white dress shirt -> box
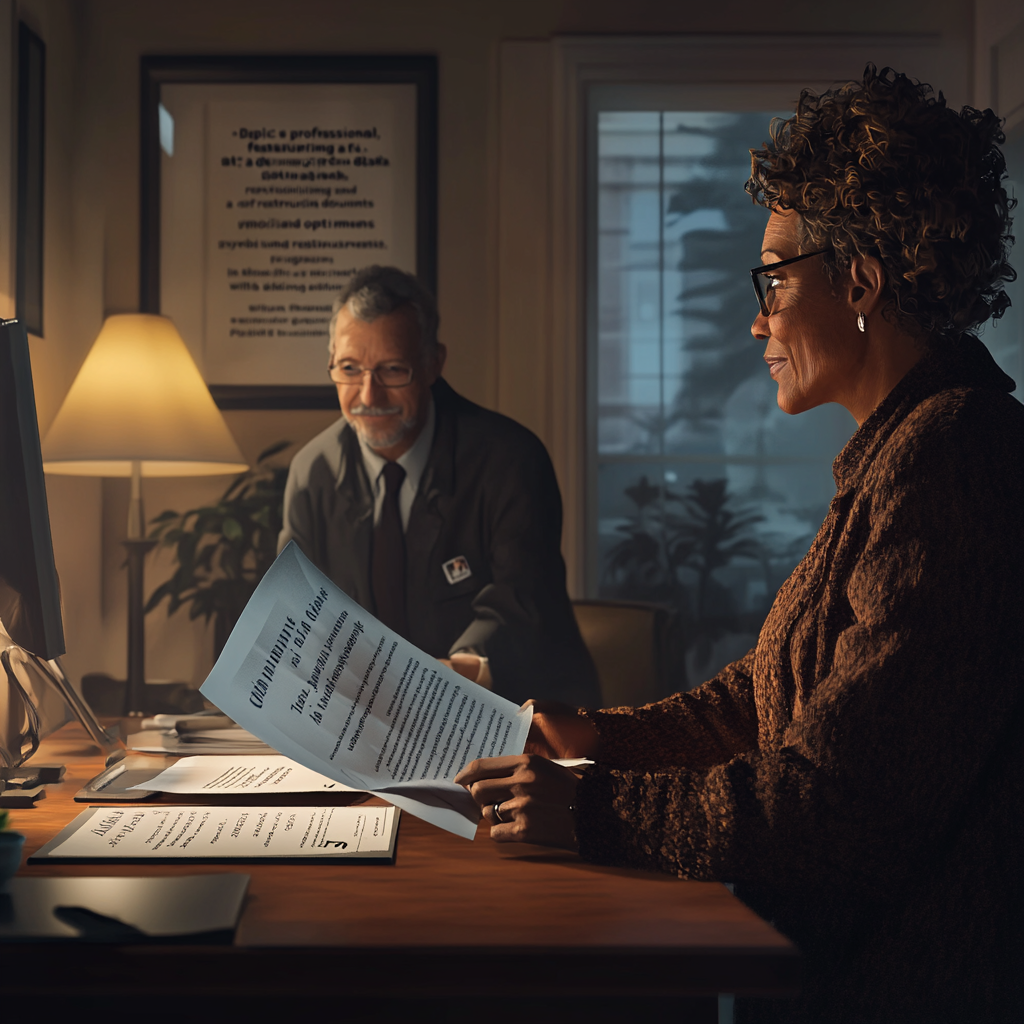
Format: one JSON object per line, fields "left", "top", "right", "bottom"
{"left": 357, "top": 397, "right": 436, "bottom": 531}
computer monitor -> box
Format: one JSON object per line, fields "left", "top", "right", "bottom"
{"left": 0, "top": 319, "right": 64, "bottom": 657}
{"left": 0, "top": 318, "right": 117, "bottom": 765}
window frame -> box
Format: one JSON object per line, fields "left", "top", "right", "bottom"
{"left": 495, "top": 34, "right": 964, "bottom": 596}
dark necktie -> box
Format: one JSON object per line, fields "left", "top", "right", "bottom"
{"left": 371, "top": 461, "right": 408, "bottom": 635}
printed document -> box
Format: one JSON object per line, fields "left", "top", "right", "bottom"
{"left": 31, "top": 805, "right": 398, "bottom": 861}
{"left": 129, "top": 754, "right": 359, "bottom": 794}
{"left": 200, "top": 542, "right": 532, "bottom": 839}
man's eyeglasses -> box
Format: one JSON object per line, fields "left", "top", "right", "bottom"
{"left": 328, "top": 361, "right": 415, "bottom": 388}
{"left": 749, "top": 250, "right": 827, "bottom": 317}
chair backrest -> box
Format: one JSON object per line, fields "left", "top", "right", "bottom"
{"left": 571, "top": 599, "right": 680, "bottom": 709}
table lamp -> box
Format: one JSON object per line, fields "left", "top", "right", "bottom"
{"left": 41, "top": 314, "right": 248, "bottom": 715}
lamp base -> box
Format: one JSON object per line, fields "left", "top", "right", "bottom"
{"left": 123, "top": 538, "right": 157, "bottom": 716}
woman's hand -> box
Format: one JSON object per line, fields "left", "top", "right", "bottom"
{"left": 522, "top": 699, "right": 600, "bottom": 760}
{"left": 454, "top": 754, "right": 579, "bottom": 849}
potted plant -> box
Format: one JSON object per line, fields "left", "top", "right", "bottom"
{"left": 0, "top": 808, "right": 26, "bottom": 884}
{"left": 145, "top": 441, "right": 291, "bottom": 656}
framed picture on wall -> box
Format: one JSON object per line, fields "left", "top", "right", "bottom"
{"left": 140, "top": 55, "right": 438, "bottom": 410}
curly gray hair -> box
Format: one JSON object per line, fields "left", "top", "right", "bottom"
{"left": 329, "top": 266, "right": 439, "bottom": 361}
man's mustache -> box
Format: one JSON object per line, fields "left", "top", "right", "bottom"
{"left": 349, "top": 403, "right": 402, "bottom": 416}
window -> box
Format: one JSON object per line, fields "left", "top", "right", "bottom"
{"left": 496, "top": 37, "right": 981, "bottom": 656}
{"left": 588, "top": 100, "right": 856, "bottom": 688}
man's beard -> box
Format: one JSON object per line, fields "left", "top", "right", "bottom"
{"left": 346, "top": 403, "right": 419, "bottom": 452}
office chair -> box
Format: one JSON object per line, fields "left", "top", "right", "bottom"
{"left": 571, "top": 599, "right": 682, "bottom": 709}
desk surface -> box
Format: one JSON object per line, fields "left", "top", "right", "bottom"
{"left": 4, "top": 722, "right": 797, "bottom": 1016}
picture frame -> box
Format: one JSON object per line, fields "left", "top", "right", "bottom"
{"left": 140, "top": 55, "right": 438, "bottom": 410}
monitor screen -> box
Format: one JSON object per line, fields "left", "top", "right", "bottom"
{"left": 0, "top": 318, "right": 65, "bottom": 658}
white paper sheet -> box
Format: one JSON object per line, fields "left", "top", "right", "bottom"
{"left": 128, "top": 754, "right": 360, "bottom": 794}
{"left": 35, "top": 805, "right": 397, "bottom": 860}
{"left": 200, "top": 542, "right": 532, "bottom": 839}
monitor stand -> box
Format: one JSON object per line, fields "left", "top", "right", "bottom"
{"left": 1, "top": 646, "right": 122, "bottom": 767}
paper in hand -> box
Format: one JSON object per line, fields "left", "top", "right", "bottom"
{"left": 200, "top": 542, "right": 532, "bottom": 838}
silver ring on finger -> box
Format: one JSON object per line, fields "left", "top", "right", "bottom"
{"left": 493, "top": 801, "right": 509, "bottom": 824}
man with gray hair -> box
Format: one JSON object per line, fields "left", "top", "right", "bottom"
{"left": 279, "top": 265, "right": 599, "bottom": 706}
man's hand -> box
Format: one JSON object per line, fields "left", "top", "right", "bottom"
{"left": 522, "top": 699, "right": 600, "bottom": 760}
{"left": 454, "top": 754, "right": 579, "bottom": 849}
{"left": 439, "top": 654, "right": 492, "bottom": 688}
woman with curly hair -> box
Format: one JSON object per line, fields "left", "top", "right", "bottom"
{"left": 456, "top": 66, "right": 1023, "bottom": 1022}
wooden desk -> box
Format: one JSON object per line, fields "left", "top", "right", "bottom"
{"left": 4, "top": 723, "right": 798, "bottom": 1023}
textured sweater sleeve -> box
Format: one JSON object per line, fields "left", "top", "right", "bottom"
{"left": 583, "top": 650, "right": 759, "bottom": 771}
{"left": 575, "top": 393, "right": 1024, "bottom": 901}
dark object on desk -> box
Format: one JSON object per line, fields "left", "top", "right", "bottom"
{"left": 74, "top": 759, "right": 162, "bottom": 802}
{"left": 0, "top": 770, "right": 42, "bottom": 786}
{"left": 81, "top": 673, "right": 205, "bottom": 716}
{"left": 0, "top": 319, "right": 64, "bottom": 661}
{"left": 0, "top": 764, "right": 64, "bottom": 789}
{"left": 0, "top": 785, "right": 45, "bottom": 808}
{"left": 0, "top": 771, "right": 40, "bottom": 788}
{"left": 51, "top": 905, "right": 148, "bottom": 942}
{"left": 3, "top": 763, "right": 65, "bottom": 784}
{"left": 0, "top": 874, "right": 249, "bottom": 943}
{"left": 0, "top": 320, "right": 121, "bottom": 766}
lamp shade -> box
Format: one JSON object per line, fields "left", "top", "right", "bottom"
{"left": 42, "top": 314, "right": 248, "bottom": 477}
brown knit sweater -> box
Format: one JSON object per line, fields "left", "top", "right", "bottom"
{"left": 576, "top": 337, "right": 1024, "bottom": 1024}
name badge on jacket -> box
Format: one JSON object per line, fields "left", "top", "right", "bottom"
{"left": 442, "top": 556, "right": 472, "bottom": 585}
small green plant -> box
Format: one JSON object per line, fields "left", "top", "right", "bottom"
{"left": 0, "top": 809, "right": 12, "bottom": 832}
{"left": 145, "top": 441, "right": 291, "bottom": 655}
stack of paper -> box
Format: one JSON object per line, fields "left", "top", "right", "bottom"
{"left": 126, "top": 727, "right": 277, "bottom": 756}
{"left": 29, "top": 805, "right": 398, "bottom": 863}
{"left": 199, "top": 543, "right": 533, "bottom": 839}
{"left": 130, "top": 754, "right": 359, "bottom": 795}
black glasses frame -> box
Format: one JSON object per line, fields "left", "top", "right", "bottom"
{"left": 749, "top": 249, "right": 827, "bottom": 317}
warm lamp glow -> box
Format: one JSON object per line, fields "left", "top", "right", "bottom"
{"left": 40, "top": 313, "right": 250, "bottom": 715}
{"left": 42, "top": 314, "right": 248, "bottom": 477}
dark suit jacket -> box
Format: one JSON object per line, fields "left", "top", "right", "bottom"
{"left": 278, "top": 378, "right": 600, "bottom": 706}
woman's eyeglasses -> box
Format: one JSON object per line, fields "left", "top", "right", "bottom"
{"left": 749, "top": 250, "right": 827, "bottom": 317}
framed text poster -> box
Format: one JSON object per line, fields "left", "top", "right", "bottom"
{"left": 141, "top": 56, "right": 437, "bottom": 409}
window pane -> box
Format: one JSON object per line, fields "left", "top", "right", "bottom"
{"left": 591, "top": 109, "right": 856, "bottom": 691}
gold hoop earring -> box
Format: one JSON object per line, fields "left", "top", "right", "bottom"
{"left": 857, "top": 312, "right": 866, "bottom": 333}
